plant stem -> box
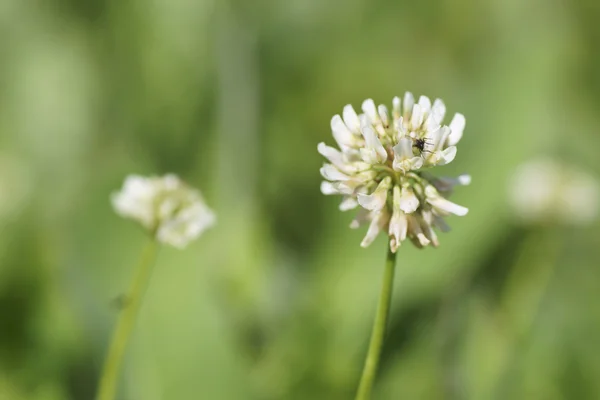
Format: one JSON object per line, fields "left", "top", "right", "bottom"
{"left": 355, "top": 246, "right": 398, "bottom": 400}
{"left": 96, "top": 239, "right": 159, "bottom": 400}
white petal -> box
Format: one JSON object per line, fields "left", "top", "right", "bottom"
{"left": 339, "top": 197, "right": 359, "bottom": 211}
{"left": 425, "top": 152, "right": 441, "bottom": 166}
{"left": 428, "top": 197, "right": 469, "bottom": 216}
{"left": 334, "top": 182, "right": 356, "bottom": 195}
{"left": 317, "top": 142, "right": 343, "bottom": 164}
{"left": 343, "top": 105, "right": 361, "bottom": 134}
{"left": 425, "top": 186, "right": 469, "bottom": 216}
{"left": 458, "top": 174, "right": 472, "bottom": 185}
{"left": 410, "top": 104, "right": 423, "bottom": 128}
{"left": 421, "top": 209, "right": 434, "bottom": 225}
{"left": 350, "top": 161, "right": 371, "bottom": 172}
{"left": 341, "top": 148, "right": 362, "bottom": 163}
{"left": 320, "top": 181, "right": 338, "bottom": 195}
{"left": 399, "top": 186, "right": 420, "bottom": 213}
{"left": 357, "top": 192, "right": 386, "bottom": 211}
{"left": 362, "top": 98, "right": 379, "bottom": 123}
{"left": 162, "top": 174, "right": 180, "bottom": 190}
{"left": 429, "top": 99, "right": 446, "bottom": 126}
{"left": 357, "top": 178, "right": 391, "bottom": 211}
{"left": 378, "top": 104, "right": 390, "bottom": 127}
{"left": 393, "top": 160, "right": 411, "bottom": 173}
{"left": 359, "top": 114, "right": 370, "bottom": 129}
{"left": 318, "top": 143, "right": 359, "bottom": 174}
{"left": 409, "top": 157, "right": 424, "bottom": 170}
{"left": 393, "top": 137, "right": 414, "bottom": 159}
{"left": 424, "top": 131, "right": 451, "bottom": 166}
{"left": 320, "top": 164, "right": 350, "bottom": 181}
{"left": 353, "top": 170, "right": 378, "bottom": 183}
{"left": 425, "top": 127, "right": 444, "bottom": 153}
{"left": 392, "top": 211, "right": 408, "bottom": 242}
{"left": 112, "top": 175, "right": 162, "bottom": 229}
{"left": 420, "top": 217, "right": 439, "bottom": 247}
{"left": 360, "top": 210, "right": 388, "bottom": 248}
{"left": 407, "top": 215, "right": 430, "bottom": 246}
{"left": 360, "top": 148, "right": 379, "bottom": 164}
{"left": 112, "top": 178, "right": 149, "bottom": 205}
{"left": 331, "top": 115, "right": 355, "bottom": 148}
{"left": 156, "top": 209, "right": 215, "bottom": 248}
{"left": 388, "top": 217, "right": 406, "bottom": 252}
{"left": 418, "top": 96, "right": 432, "bottom": 115}
{"left": 395, "top": 116, "right": 408, "bottom": 137}
{"left": 448, "top": 113, "right": 466, "bottom": 146}
{"left": 392, "top": 96, "right": 401, "bottom": 119}
{"left": 389, "top": 186, "right": 408, "bottom": 252}
{"left": 439, "top": 146, "right": 457, "bottom": 165}
{"left": 158, "top": 198, "right": 178, "bottom": 220}
{"left": 403, "top": 92, "right": 415, "bottom": 116}
{"left": 416, "top": 234, "right": 430, "bottom": 246}
{"left": 360, "top": 125, "right": 387, "bottom": 163}
{"left": 154, "top": 193, "right": 216, "bottom": 248}
{"left": 440, "top": 126, "right": 452, "bottom": 148}
{"left": 392, "top": 184, "right": 402, "bottom": 209}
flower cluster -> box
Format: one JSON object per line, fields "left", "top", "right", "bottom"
{"left": 112, "top": 174, "right": 216, "bottom": 248}
{"left": 509, "top": 158, "right": 599, "bottom": 225}
{"left": 319, "top": 92, "right": 470, "bottom": 251}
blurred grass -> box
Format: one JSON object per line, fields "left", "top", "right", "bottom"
{"left": 1, "top": 0, "right": 600, "bottom": 399}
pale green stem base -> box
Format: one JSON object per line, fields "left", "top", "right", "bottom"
{"left": 355, "top": 246, "right": 398, "bottom": 400}
{"left": 96, "top": 239, "right": 159, "bottom": 400}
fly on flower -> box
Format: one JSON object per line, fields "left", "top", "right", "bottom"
{"left": 318, "top": 92, "right": 470, "bottom": 251}
{"left": 413, "top": 137, "right": 434, "bottom": 158}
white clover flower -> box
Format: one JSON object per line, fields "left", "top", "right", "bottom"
{"left": 319, "top": 93, "right": 470, "bottom": 251}
{"left": 112, "top": 174, "right": 216, "bottom": 248}
{"left": 509, "top": 158, "right": 599, "bottom": 225}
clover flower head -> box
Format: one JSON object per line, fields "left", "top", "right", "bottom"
{"left": 509, "top": 158, "right": 599, "bottom": 225}
{"left": 319, "top": 93, "right": 470, "bottom": 251}
{"left": 111, "top": 174, "right": 216, "bottom": 248}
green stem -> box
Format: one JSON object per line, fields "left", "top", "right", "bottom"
{"left": 355, "top": 246, "right": 398, "bottom": 400}
{"left": 96, "top": 239, "right": 159, "bottom": 400}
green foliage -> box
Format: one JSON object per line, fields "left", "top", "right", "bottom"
{"left": 1, "top": 0, "right": 600, "bottom": 399}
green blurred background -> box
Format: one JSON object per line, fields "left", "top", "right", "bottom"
{"left": 2, "top": 0, "right": 600, "bottom": 399}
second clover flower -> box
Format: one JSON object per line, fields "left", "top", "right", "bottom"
{"left": 111, "top": 174, "right": 216, "bottom": 248}
{"left": 319, "top": 92, "right": 470, "bottom": 251}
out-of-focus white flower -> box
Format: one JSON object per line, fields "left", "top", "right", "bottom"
{"left": 111, "top": 174, "right": 216, "bottom": 248}
{"left": 318, "top": 93, "right": 470, "bottom": 251}
{"left": 509, "top": 158, "right": 599, "bottom": 225}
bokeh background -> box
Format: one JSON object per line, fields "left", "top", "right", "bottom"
{"left": 2, "top": 0, "right": 600, "bottom": 399}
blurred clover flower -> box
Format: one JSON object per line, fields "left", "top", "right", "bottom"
{"left": 99, "top": 174, "right": 215, "bottom": 400}
{"left": 509, "top": 158, "right": 599, "bottom": 225}
{"left": 319, "top": 92, "right": 470, "bottom": 252}
{"left": 112, "top": 174, "right": 216, "bottom": 248}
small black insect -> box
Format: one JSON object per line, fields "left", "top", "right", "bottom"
{"left": 413, "top": 138, "right": 434, "bottom": 158}
{"left": 414, "top": 138, "right": 427, "bottom": 153}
